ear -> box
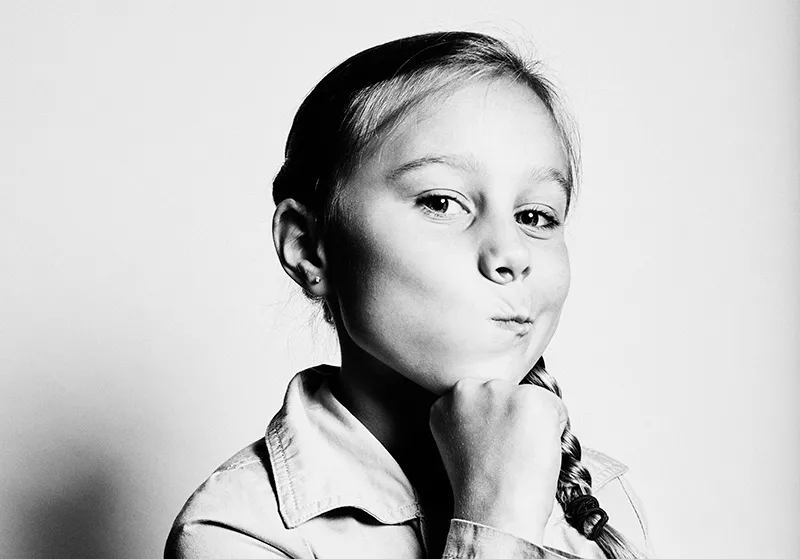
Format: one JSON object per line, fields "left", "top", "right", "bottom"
{"left": 272, "top": 199, "right": 329, "bottom": 296}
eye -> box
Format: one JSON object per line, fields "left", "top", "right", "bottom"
{"left": 515, "top": 208, "right": 560, "bottom": 230}
{"left": 418, "top": 194, "right": 468, "bottom": 218}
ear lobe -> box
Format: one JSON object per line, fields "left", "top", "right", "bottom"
{"left": 272, "top": 199, "right": 328, "bottom": 294}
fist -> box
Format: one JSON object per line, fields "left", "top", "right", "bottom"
{"left": 429, "top": 378, "right": 568, "bottom": 545}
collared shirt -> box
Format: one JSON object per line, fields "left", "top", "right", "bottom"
{"left": 166, "top": 366, "right": 654, "bottom": 559}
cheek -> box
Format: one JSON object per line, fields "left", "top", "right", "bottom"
{"left": 326, "top": 206, "right": 480, "bottom": 376}
{"left": 326, "top": 203, "right": 425, "bottom": 330}
{"left": 532, "top": 241, "right": 571, "bottom": 312}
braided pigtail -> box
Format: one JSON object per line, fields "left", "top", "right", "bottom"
{"left": 521, "top": 357, "right": 648, "bottom": 559}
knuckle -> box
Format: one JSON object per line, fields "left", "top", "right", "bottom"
{"left": 518, "top": 383, "right": 550, "bottom": 403}
{"left": 484, "top": 378, "right": 511, "bottom": 395}
{"left": 452, "top": 377, "right": 479, "bottom": 394}
{"left": 544, "top": 396, "right": 568, "bottom": 428}
{"left": 519, "top": 386, "right": 566, "bottom": 424}
{"left": 484, "top": 378, "right": 506, "bottom": 388}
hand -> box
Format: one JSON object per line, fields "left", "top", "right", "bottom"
{"left": 429, "top": 377, "right": 568, "bottom": 545}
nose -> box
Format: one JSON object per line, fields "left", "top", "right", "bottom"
{"left": 478, "top": 215, "right": 531, "bottom": 284}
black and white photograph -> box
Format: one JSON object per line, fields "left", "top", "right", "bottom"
{"left": 1, "top": 2, "right": 798, "bottom": 559}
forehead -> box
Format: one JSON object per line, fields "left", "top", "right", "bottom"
{"left": 371, "top": 78, "right": 568, "bottom": 175}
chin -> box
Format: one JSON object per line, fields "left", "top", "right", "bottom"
{"left": 408, "top": 355, "right": 537, "bottom": 395}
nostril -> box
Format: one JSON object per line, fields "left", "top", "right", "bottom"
{"left": 495, "top": 267, "right": 514, "bottom": 282}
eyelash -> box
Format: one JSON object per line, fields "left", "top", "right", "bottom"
{"left": 417, "top": 193, "right": 562, "bottom": 230}
{"left": 515, "top": 207, "right": 561, "bottom": 230}
{"left": 418, "top": 194, "right": 468, "bottom": 219}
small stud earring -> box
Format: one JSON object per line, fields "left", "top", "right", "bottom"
{"left": 311, "top": 276, "right": 321, "bottom": 285}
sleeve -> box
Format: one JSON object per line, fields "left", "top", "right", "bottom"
{"left": 164, "top": 520, "right": 311, "bottom": 559}
{"left": 441, "top": 519, "right": 585, "bottom": 559}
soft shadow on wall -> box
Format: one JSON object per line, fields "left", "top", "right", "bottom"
{"left": 21, "top": 461, "right": 125, "bottom": 559}
{"left": 2, "top": 358, "right": 153, "bottom": 559}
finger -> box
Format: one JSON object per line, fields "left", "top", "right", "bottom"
{"left": 518, "top": 384, "right": 569, "bottom": 432}
{"left": 556, "top": 398, "right": 569, "bottom": 433}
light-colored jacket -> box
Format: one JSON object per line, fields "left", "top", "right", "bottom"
{"left": 166, "top": 366, "right": 655, "bottom": 559}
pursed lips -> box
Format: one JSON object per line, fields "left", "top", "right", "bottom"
{"left": 491, "top": 315, "right": 533, "bottom": 334}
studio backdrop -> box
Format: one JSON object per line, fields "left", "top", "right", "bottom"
{"left": 1, "top": 2, "right": 798, "bottom": 559}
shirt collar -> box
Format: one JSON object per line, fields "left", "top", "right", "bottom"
{"left": 266, "top": 366, "right": 420, "bottom": 528}
{"left": 265, "top": 365, "right": 628, "bottom": 529}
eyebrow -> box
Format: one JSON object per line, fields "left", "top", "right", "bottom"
{"left": 386, "top": 153, "right": 572, "bottom": 199}
{"left": 529, "top": 166, "right": 572, "bottom": 200}
{"left": 386, "top": 154, "right": 483, "bottom": 182}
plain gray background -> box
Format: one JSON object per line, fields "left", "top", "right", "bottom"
{"left": 2, "top": 1, "right": 798, "bottom": 558}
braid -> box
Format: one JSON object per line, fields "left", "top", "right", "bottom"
{"left": 521, "top": 357, "right": 649, "bottom": 559}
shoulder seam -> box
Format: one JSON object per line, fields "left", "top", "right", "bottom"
{"left": 219, "top": 455, "right": 261, "bottom": 471}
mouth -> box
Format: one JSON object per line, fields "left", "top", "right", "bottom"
{"left": 491, "top": 316, "right": 533, "bottom": 335}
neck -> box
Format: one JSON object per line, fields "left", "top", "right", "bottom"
{"left": 330, "top": 337, "right": 452, "bottom": 507}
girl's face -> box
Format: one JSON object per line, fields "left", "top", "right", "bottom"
{"left": 329, "top": 78, "right": 571, "bottom": 394}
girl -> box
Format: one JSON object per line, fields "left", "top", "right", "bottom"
{"left": 166, "top": 31, "right": 654, "bottom": 559}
